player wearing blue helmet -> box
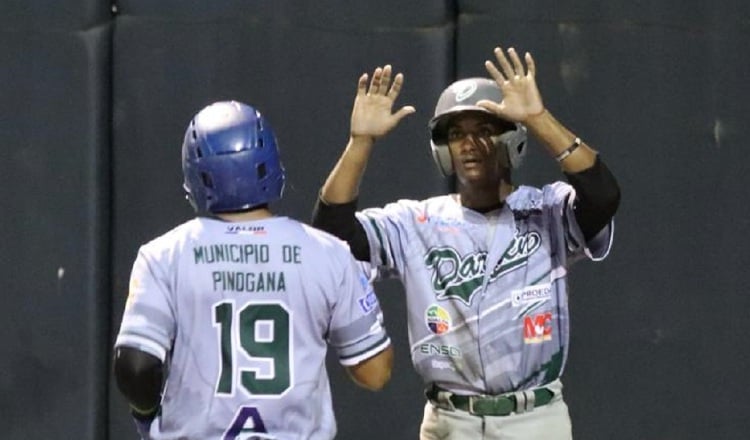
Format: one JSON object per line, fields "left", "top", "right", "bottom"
{"left": 181, "top": 101, "right": 286, "bottom": 213}
{"left": 114, "top": 101, "right": 393, "bottom": 439}
{"left": 313, "top": 47, "right": 621, "bottom": 439}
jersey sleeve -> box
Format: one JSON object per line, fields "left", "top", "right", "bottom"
{"left": 114, "top": 246, "right": 177, "bottom": 362}
{"left": 327, "top": 255, "right": 391, "bottom": 367}
{"left": 355, "top": 201, "right": 412, "bottom": 276}
{"left": 546, "top": 181, "right": 614, "bottom": 261}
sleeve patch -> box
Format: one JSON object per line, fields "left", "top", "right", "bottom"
{"left": 358, "top": 291, "right": 378, "bottom": 314}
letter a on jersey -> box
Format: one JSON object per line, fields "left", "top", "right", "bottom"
{"left": 223, "top": 406, "right": 267, "bottom": 440}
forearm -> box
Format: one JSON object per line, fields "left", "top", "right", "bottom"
{"left": 346, "top": 345, "right": 394, "bottom": 391}
{"left": 565, "top": 155, "right": 621, "bottom": 241}
{"left": 320, "top": 136, "right": 375, "bottom": 204}
{"left": 524, "top": 109, "right": 620, "bottom": 239}
{"left": 523, "top": 110, "right": 596, "bottom": 173}
{"left": 114, "top": 347, "right": 164, "bottom": 414}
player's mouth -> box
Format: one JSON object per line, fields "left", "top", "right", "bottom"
{"left": 461, "top": 157, "right": 483, "bottom": 169}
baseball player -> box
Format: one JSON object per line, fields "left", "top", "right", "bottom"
{"left": 312, "top": 46, "right": 620, "bottom": 439}
{"left": 113, "top": 101, "right": 393, "bottom": 440}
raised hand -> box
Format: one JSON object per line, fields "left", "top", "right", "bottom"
{"left": 350, "top": 65, "right": 415, "bottom": 141}
{"left": 477, "top": 47, "right": 545, "bottom": 123}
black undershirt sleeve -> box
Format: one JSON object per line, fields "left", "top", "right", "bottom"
{"left": 113, "top": 346, "right": 164, "bottom": 418}
{"left": 311, "top": 197, "right": 371, "bottom": 261}
{"left": 564, "top": 155, "right": 621, "bottom": 242}
{"left": 310, "top": 156, "right": 620, "bottom": 256}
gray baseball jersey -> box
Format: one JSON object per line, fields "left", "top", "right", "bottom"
{"left": 357, "top": 182, "right": 613, "bottom": 395}
{"left": 115, "top": 216, "right": 390, "bottom": 440}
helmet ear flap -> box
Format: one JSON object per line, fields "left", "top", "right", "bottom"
{"left": 491, "top": 123, "right": 528, "bottom": 169}
{"left": 182, "top": 183, "right": 200, "bottom": 212}
{"left": 430, "top": 141, "right": 454, "bottom": 176}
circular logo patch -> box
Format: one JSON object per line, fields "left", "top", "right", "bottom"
{"left": 454, "top": 81, "right": 478, "bottom": 102}
{"left": 425, "top": 305, "right": 452, "bottom": 335}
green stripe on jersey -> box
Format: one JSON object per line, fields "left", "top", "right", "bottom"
{"left": 368, "top": 218, "right": 388, "bottom": 266}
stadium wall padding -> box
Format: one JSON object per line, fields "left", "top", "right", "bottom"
{"left": 2, "top": 1, "right": 749, "bottom": 438}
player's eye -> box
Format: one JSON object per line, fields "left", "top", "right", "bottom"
{"left": 447, "top": 130, "right": 465, "bottom": 141}
{"left": 478, "top": 126, "right": 494, "bottom": 137}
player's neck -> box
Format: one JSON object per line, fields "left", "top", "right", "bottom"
{"left": 215, "top": 208, "right": 274, "bottom": 222}
{"left": 457, "top": 179, "right": 514, "bottom": 212}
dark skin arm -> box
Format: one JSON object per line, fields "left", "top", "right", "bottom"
{"left": 345, "top": 345, "right": 394, "bottom": 391}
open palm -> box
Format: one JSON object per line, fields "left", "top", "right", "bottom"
{"left": 477, "top": 47, "right": 545, "bottom": 123}
{"left": 350, "top": 65, "right": 415, "bottom": 140}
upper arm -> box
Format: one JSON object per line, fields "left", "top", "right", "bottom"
{"left": 115, "top": 247, "right": 176, "bottom": 363}
{"left": 541, "top": 182, "right": 614, "bottom": 262}
{"left": 327, "top": 254, "right": 392, "bottom": 380}
{"left": 355, "top": 202, "right": 415, "bottom": 274}
{"left": 311, "top": 197, "right": 371, "bottom": 261}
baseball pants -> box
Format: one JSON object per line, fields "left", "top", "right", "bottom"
{"left": 419, "top": 379, "right": 572, "bottom": 440}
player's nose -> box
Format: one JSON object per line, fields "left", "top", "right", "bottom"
{"left": 461, "top": 134, "right": 492, "bottom": 155}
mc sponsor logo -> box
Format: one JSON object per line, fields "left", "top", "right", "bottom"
{"left": 523, "top": 311, "right": 553, "bottom": 344}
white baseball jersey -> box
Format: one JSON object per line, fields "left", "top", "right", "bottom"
{"left": 115, "top": 216, "right": 390, "bottom": 440}
{"left": 356, "top": 182, "right": 613, "bottom": 395}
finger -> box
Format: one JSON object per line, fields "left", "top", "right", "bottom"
{"left": 387, "top": 72, "right": 405, "bottom": 99}
{"left": 357, "top": 73, "right": 368, "bottom": 96}
{"left": 484, "top": 60, "right": 506, "bottom": 84}
{"left": 508, "top": 48, "right": 525, "bottom": 77}
{"left": 393, "top": 105, "right": 416, "bottom": 121}
{"left": 378, "top": 65, "right": 392, "bottom": 95}
{"left": 369, "top": 67, "right": 383, "bottom": 94}
{"left": 525, "top": 52, "right": 536, "bottom": 77}
{"left": 493, "top": 47, "right": 515, "bottom": 80}
{"left": 476, "top": 99, "right": 502, "bottom": 114}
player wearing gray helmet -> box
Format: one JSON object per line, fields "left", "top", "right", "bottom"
{"left": 113, "top": 100, "right": 393, "bottom": 440}
{"left": 429, "top": 76, "right": 528, "bottom": 174}
{"left": 312, "top": 46, "right": 620, "bottom": 439}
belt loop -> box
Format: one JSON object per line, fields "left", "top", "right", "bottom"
{"left": 514, "top": 391, "right": 526, "bottom": 414}
{"left": 524, "top": 390, "right": 536, "bottom": 412}
{"left": 428, "top": 384, "right": 456, "bottom": 411}
{"left": 437, "top": 389, "right": 456, "bottom": 411}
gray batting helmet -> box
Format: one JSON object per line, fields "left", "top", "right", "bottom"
{"left": 428, "top": 78, "right": 527, "bottom": 176}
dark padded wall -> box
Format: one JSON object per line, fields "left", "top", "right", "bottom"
{"left": 457, "top": 2, "right": 750, "bottom": 439}
{"left": 109, "top": 2, "right": 453, "bottom": 439}
{"left": 4, "top": 1, "right": 750, "bottom": 439}
{"left": 0, "top": 1, "right": 111, "bottom": 439}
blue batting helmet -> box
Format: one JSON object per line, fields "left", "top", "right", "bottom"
{"left": 182, "top": 101, "right": 286, "bottom": 213}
